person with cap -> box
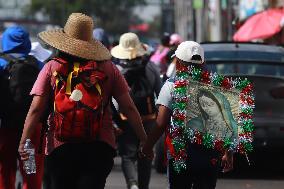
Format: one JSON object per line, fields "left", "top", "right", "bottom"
{"left": 0, "top": 25, "right": 45, "bottom": 189}
{"left": 142, "top": 41, "right": 234, "bottom": 189}
{"left": 18, "top": 13, "right": 148, "bottom": 189}
{"left": 111, "top": 32, "right": 162, "bottom": 189}
{"left": 150, "top": 32, "right": 171, "bottom": 79}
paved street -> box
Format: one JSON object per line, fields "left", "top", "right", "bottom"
{"left": 105, "top": 157, "right": 168, "bottom": 189}
{"left": 105, "top": 157, "right": 284, "bottom": 189}
{"left": 16, "top": 156, "right": 284, "bottom": 189}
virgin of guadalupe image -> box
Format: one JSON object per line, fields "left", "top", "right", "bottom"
{"left": 187, "top": 88, "right": 238, "bottom": 141}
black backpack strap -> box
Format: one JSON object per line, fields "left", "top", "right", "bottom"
{"left": 0, "top": 54, "right": 39, "bottom": 72}
{"left": 14, "top": 55, "right": 40, "bottom": 73}
{"left": 0, "top": 53, "right": 13, "bottom": 61}
{"left": 0, "top": 53, "right": 18, "bottom": 69}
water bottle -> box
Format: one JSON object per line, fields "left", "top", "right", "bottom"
{"left": 23, "top": 139, "right": 36, "bottom": 174}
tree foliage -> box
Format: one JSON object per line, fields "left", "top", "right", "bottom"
{"left": 29, "top": 0, "right": 146, "bottom": 34}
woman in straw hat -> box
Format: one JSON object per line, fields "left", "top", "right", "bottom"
{"left": 18, "top": 13, "right": 148, "bottom": 189}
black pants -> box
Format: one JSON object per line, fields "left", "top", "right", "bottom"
{"left": 117, "top": 120, "right": 154, "bottom": 189}
{"left": 43, "top": 141, "right": 115, "bottom": 189}
{"left": 168, "top": 144, "right": 221, "bottom": 189}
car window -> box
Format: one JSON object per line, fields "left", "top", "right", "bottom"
{"left": 206, "top": 63, "right": 284, "bottom": 77}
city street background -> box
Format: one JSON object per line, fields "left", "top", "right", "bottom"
{"left": 2, "top": 0, "right": 284, "bottom": 188}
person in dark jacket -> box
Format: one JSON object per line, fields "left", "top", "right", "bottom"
{"left": 0, "top": 25, "right": 44, "bottom": 189}
{"left": 111, "top": 32, "right": 162, "bottom": 189}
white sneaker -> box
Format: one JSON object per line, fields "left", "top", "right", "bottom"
{"left": 130, "top": 184, "right": 139, "bottom": 189}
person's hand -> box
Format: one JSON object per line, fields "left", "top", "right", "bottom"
{"left": 138, "top": 136, "right": 147, "bottom": 150}
{"left": 18, "top": 143, "right": 29, "bottom": 161}
{"left": 139, "top": 145, "right": 154, "bottom": 160}
{"left": 114, "top": 127, "right": 123, "bottom": 137}
{"left": 221, "top": 151, "right": 234, "bottom": 173}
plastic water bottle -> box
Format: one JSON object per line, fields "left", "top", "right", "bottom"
{"left": 23, "top": 139, "right": 36, "bottom": 174}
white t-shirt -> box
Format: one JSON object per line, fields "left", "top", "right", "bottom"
{"left": 156, "top": 79, "right": 174, "bottom": 110}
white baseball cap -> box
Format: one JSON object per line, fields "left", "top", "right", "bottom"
{"left": 172, "top": 41, "right": 204, "bottom": 64}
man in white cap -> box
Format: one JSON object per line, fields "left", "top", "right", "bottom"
{"left": 142, "top": 41, "right": 234, "bottom": 189}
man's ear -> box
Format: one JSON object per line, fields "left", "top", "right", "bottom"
{"left": 172, "top": 57, "right": 177, "bottom": 64}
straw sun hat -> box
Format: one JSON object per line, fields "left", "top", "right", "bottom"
{"left": 38, "top": 13, "right": 111, "bottom": 60}
{"left": 111, "top": 32, "right": 147, "bottom": 60}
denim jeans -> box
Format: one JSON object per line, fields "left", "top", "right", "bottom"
{"left": 118, "top": 120, "right": 155, "bottom": 189}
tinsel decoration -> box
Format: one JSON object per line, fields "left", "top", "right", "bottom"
{"left": 203, "top": 133, "right": 214, "bottom": 148}
{"left": 214, "top": 140, "right": 225, "bottom": 152}
{"left": 191, "top": 67, "right": 202, "bottom": 81}
{"left": 221, "top": 77, "right": 232, "bottom": 89}
{"left": 168, "top": 62, "right": 255, "bottom": 172}
{"left": 212, "top": 73, "right": 224, "bottom": 86}
{"left": 201, "top": 70, "right": 211, "bottom": 84}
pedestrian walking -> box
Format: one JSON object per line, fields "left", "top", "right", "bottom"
{"left": 18, "top": 13, "right": 148, "bottom": 189}
{"left": 150, "top": 32, "right": 171, "bottom": 79}
{"left": 142, "top": 41, "right": 237, "bottom": 189}
{"left": 165, "top": 33, "right": 182, "bottom": 79}
{"left": 0, "top": 26, "right": 44, "bottom": 189}
{"left": 111, "top": 32, "right": 162, "bottom": 189}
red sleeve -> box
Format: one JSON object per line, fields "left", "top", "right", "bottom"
{"left": 110, "top": 63, "right": 129, "bottom": 99}
{"left": 30, "top": 61, "right": 52, "bottom": 96}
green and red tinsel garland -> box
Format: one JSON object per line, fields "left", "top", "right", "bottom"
{"left": 168, "top": 62, "right": 255, "bottom": 172}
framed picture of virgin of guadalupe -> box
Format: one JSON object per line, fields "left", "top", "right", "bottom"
{"left": 186, "top": 80, "right": 240, "bottom": 142}
{"left": 170, "top": 66, "right": 254, "bottom": 172}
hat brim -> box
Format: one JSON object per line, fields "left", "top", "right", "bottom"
{"left": 111, "top": 44, "right": 147, "bottom": 60}
{"left": 38, "top": 29, "right": 111, "bottom": 61}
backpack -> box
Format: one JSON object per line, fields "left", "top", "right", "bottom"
{"left": 51, "top": 58, "right": 107, "bottom": 142}
{"left": 0, "top": 54, "right": 39, "bottom": 129}
{"left": 118, "top": 59, "right": 156, "bottom": 120}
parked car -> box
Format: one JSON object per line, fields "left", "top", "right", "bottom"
{"left": 154, "top": 42, "right": 284, "bottom": 173}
